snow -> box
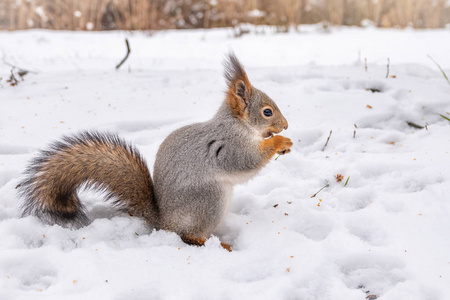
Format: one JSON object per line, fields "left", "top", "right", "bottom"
{"left": 1, "top": 25, "right": 450, "bottom": 299}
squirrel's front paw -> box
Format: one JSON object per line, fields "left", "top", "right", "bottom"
{"left": 273, "top": 136, "right": 293, "bottom": 155}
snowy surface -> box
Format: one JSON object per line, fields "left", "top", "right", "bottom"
{"left": 1, "top": 26, "right": 450, "bottom": 299}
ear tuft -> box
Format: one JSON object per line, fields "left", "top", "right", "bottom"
{"left": 223, "top": 52, "right": 252, "bottom": 94}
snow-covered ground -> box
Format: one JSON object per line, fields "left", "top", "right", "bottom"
{"left": 1, "top": 25, "right": 450, "bottom": 299}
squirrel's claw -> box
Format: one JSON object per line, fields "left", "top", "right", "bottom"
{"left": 277, "top": 148, "right": 291, "bottom": 155}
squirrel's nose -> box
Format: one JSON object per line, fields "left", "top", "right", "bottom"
{"left": 282, "top": 117, "right": 288, "bottom": 130}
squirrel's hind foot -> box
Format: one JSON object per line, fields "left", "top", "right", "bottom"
{"left": 181, "top": 235, "right": 232, "bottom": 252}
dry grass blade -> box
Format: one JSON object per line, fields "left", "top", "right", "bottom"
{"left": 439, "top": 114, "right": 450, "bottom": 122}
{"left": 311, "top": 184, "right": 329, "bottom": 198}
{"left": 344, "top": 176, "right": 350, "bottom": 187}
{"left": 386, "top": 58, "right": 390, "bottom": 78}
{"left": 428, "top": 55, "right": 450, "bottom": 86}
{"left": 322, "top": 130, "right": 332, "bottom": 151}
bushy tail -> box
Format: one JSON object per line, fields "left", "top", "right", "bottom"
{"left": 18, "top": 131, "right": 159, "bottom": 228}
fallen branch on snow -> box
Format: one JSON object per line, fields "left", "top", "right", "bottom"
{"left": 116, "top": 38, "right": 131, "bottom": 70}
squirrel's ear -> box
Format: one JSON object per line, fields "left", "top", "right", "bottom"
{"left": 235, "top": 79, "right": 250, "bottom": 103}
{"left": 224, "top": 52, "right": 253, "bottom": 116}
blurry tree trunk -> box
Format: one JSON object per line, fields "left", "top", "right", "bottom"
{"left": 9, "top": 0, "right": 16, "bottom": 30}
{"left": 95, "top": 0, "right": 103, "bottom": 30}
{"left": 204, "top": 0, "right": 210, "bottom": 29}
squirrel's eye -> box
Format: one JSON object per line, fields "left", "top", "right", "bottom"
{"left": 263, "top": 108, "right": 273, "bottom": 117}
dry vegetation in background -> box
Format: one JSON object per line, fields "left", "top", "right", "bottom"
{"left": 1, "top": 0, "right": 450, "bottom": 31}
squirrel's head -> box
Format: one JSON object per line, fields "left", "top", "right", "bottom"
{"left": 223, "top": 52, "right": 288, "bottom": 139}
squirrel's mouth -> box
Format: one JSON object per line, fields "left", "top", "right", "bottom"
{"left": 264, "top": 131, "right": 274, "bottom": 139}
{"left": 263, "top": 128, "right": 282, "bottom": 139}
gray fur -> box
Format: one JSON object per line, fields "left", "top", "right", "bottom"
{"left": 223, "top": 52, "right": 247, "bottom": 87}
{"left": 154, "top": 108, "right": 261, "bottom": 237}
{"left": 154, "top": 54, "right": 289, "bottom": 239}
{"left": 17, "top": 53, "right": 290, "bottom": 244}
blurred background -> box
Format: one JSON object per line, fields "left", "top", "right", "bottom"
{"left": 1, "top": 0, "right": 450, "bottom": 31}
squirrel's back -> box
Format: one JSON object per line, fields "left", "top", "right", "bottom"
{"left": 18, "top": 131, "right": 158, "bottom": 227}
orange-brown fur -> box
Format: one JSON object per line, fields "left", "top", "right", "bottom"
{"left": 224, "top": 54, "right": 253, "bottom": 119}
{"left": 182, "top": 235, "right": 232, "bottom": 251}
{"left": 226, "top": 81, "right": 253, "bottom": 119}
{"left": 182, "top": 235, "right": 207, "bottom": 246}
{"left": 226, "top": 91, "right": 246, "bottom": 119}
{"left": 259, "top": 135, "right": 293, "bottom": 162}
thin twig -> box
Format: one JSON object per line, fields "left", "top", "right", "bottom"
{"left": 406, "top": 121, "right": 424, "bottom": 129}
{"left": 322, "top": 130, "right": 332, "bottom": 151}
{"left": 3, "top": 60, "right": 38, "bottom": 74}
{"left": 353, "top": 124, "right": 357, "bottom": 139}
{"left": 386, "top": 58, "right": 390, "bottom": 78}
{"left": 116, "top": 38, "right": 131, "bottom": 70}
{"left": 311, "top": 184, "right": 329, "bottom": 198}
{"left": 6, "top": 69, "right": 19, "bottom": 86}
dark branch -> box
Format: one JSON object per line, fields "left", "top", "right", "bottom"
{"left": 116, "top": 38, "right": 131, "bottom": 70}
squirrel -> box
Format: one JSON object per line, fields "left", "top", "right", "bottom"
{"left": 17, "top": 53, "right": 292, "bottom": 250}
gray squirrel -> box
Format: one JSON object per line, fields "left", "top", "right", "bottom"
{"left": 17, "top": 53, "right": 292, "bottom": 250}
